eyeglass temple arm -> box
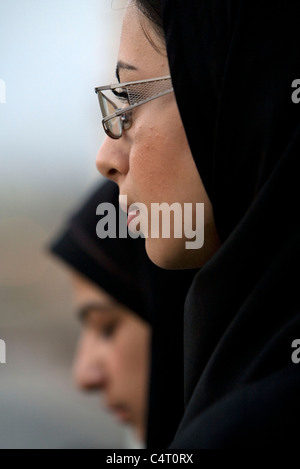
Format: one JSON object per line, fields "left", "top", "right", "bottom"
{"left": 101, "top": 88, "right": 174, "bottom": 124}
{"left": 95, "top": 75, "right": 172, "bottom": 93}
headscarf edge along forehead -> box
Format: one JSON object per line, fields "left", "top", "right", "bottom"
{"left": 161, "top": 0, "right": 231, "bottom": 201}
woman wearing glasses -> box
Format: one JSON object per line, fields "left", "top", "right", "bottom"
{"left": 95, "top": 0, "right": 300, "bottom": 448}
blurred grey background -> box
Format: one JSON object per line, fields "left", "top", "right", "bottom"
{"left": 0, "top": 0, "right": 131, "bottom": 449}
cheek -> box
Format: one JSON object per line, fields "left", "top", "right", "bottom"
{"left": 129, "top": 108, "right": 194, "bottom": 203}
{"left": 109, "top": 328, "right": 150, "bottom": 385}
{"left": 130, "top": 141, "right": 165, "bottom": 202}
{"left": 108, "top": 342, "right": 128, "bottom": 380}
{"left": 108, "top": 336, "right": 139, "bottom": 384}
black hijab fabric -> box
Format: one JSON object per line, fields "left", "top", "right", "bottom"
{"left": 50, "top": 180, "right": 197, "bottom": 448}
{"left": 161, "top": 0, "right": 300, "bottom": 447}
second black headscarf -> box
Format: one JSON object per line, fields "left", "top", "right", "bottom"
{"left": 50, "top": 180, "right": 197, "bottom": 448}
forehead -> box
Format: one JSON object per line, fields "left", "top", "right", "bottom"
{"left": 118, "top": 4, "right": 168, "bottom": 79}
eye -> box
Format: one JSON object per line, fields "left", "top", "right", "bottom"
{"left": 100, "top": 320, "right": 119, "bottom": 339}
{"left": 112, "top": 87, "right": 129, "bottom": 104}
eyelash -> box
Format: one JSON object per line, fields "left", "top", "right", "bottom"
{"left": 100, "top": 321, "right": 118, "bottom": 339}
{"left": 112, "top": 88, "right": 129, "bottom": 103}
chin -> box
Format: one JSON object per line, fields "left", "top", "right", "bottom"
{"left": 145, "top": 238, "right": 206, "bottom": 270}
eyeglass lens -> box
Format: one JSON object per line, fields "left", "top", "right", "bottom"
{"left": 98, "top": 92, "right": 123, "bottom": 138}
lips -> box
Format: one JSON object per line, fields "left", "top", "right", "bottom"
{"left": 119, "top": 195, "right": 140, "bottom": 227}
{"left": 109, "top": 404, "right": 131, "bottom": 423}
{"left": 127, "top": 208, "right": 140, "bottom": 227}
{"left": 114, "top": 407, "right": 131, "bottom": 423}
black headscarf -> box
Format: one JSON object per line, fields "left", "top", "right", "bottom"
{"left": 161, "top": 0, "right": 300, "bottom": 448}
{"left": 50, "top": 180, "right": 197, "bottom": 448}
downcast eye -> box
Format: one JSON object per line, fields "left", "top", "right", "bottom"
{"left": 100, "top": 320, "right": 119, "bottom": 339}
{"left": 112, "top": 87, "right": 129, "bottom": 103}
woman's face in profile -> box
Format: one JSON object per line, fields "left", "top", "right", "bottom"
{"left": 72, "top": 274, "right": 151, "bottom": 443}
{"left": 96, "top": 2, "right": 220, "bottom": 270}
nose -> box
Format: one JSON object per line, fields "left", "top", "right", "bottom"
{"left": 96, "top": 135, "right": 130, "bottom": 183}
{"left": 73, "top": 335, "right": 106, "bottom": 391}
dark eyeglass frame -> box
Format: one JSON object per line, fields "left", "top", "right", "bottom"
{"left": 95, "top": 75, "right": 173, "bottom": 139}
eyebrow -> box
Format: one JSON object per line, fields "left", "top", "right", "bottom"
{"left": 116, "top": 60, "right": 138, "bottom": 82}
{"left": 77, "top": 302, "right": 118, "bottom": 323}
